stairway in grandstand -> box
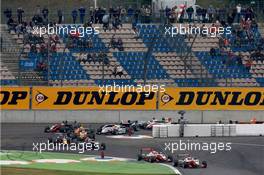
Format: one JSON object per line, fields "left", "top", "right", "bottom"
{"left": 1, "top": 25, "right": 20, "bottom": 85}
{"left": 1, "top": 25, "right": 47, "bottom": 86}
{"left": 99, "top": 24, "right": 175, "bottom": 86}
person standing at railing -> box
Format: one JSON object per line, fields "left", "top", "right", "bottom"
{"left": 186, "top": 6, "right": 194, "bottom": 23}
{"left": 79, "top": 7, "right": 86, "bottom": 24}
{"left": 17, "top": 7, "right": 24, "bottom": 24}
{"left": 57, "top": 9, "right": 63, "bottom": 24}
{"left": 42, "top": 7, "right": 49, "bottom": 22}
{"left": 127, "top": 6, "right": 134, "bottom": 23}
{"left": 72, "top": 9, "right": 78, "bottom": 24}
{"left": 236, "top": 4, "right": 242, "bottom": 23}
{"left": 4, "top": 8, "right": 12, "bottom": 21}
{"left": 207, "top": 5, "right": 215, "bottom": 23}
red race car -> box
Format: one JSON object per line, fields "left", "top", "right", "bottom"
{"left": 137, "top": 148, "right": 173, "bottom": 163}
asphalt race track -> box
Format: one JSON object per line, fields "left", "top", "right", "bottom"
{"left": 1, "top": 123, "right": 264, "bottom": 175}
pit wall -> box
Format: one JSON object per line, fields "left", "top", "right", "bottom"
{"left": 1, "top": 110, "right": 263, "bottom": 123}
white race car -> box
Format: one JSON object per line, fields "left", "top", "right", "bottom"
{"left": 96, "top": 124, "right": 127, "bottom": 135}
{"left": 174, "top": 154, "right": 207, "bottom": 168}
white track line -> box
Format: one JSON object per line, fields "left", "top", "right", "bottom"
{"left": 160, "top": 163, "right": 182, "bottom": 175}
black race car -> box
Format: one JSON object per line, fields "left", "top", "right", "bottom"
{"left": 120, "top": 120, "right": 140, "bottom": 131}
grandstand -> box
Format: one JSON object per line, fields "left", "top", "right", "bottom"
{"left": 1, "top": 1, "right": 264, "bottom": 87}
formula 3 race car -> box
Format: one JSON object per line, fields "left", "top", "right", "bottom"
{"left": 173, "top": 154, "right": 207, "bottom": 168}
{"left": 48, "top": 133, "right": 105, "bottom": 150}
{"left": 44, "top": 121, "right": 80, "bottom": 133}
{"left": 137, "top": 148, "right": 173, "bottom": 163}
{"left": 120, "top": 120, "right": 140, "bottom": 131}
{"left": 96, "top": 124, "right": 130, "bottom": 135}
{"left": 138, "top": 118, "right": 173, "bottom": 130}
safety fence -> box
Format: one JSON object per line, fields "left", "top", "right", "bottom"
{"left": 1, "top": 86, "right": 264, "bottom": 110}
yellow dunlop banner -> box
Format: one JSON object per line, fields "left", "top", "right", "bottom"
{"left": 32, "top": 87, "right": 156, "bottom": 110}
{"left": 0, "top": 87, "right": 30, "bottom": 110}
{"left": 159, "top": 87, "right": 264, "bottom": 110}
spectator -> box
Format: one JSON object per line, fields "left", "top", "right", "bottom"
{"left": 127, "top": 6, "right": 134, "bottom": 22}
{"left": 72, "top": 9, "right": 78, "bottom": 24}
{"left": 134, "top": 8, "right": 140, "bottom": 23}
{"left": 86, "top": 53, "right": 93, "bottom": 63}
{"left": 89, "top": 7, "right": 95, "bottom": 23}
{"left": 42, "top": 7, "right": 49, "bottom": 21}
{"left": 210, "top": 47, "right": 217, "bottom": 58}
{"left": 186, "top": 6, "right": 194, "bottom": 23}
{"left": 145, "top": 5, "right": 152, "bottom": 23}
{"left": 236, "top": 53, "right": 243, "bottom": 65}
{"left": 112, "top": 17, "right": 122, "bottom": 31}
{"left": 196, "top": 7, "right": 203, "bottom": 23}
{"left": 245, "top": 59, "right": 252, "bottom": 71}
{"left": 15, "top": 23, "right": 24, "bottom": 37}
{"left": 113, "top": 64, "right": 123, "bottom": 77}
{"left": 87, "top": 38, "right": 93, "bottom": 48}
{"left": 79, "top": 7, "right": 86, "bottom": 24}
{"left": 133, "top": 25, "right": 140, "bottom": 41}
{"left": 4, "top": 8, "right": 12, "bottom": 19}
{"left": 57, "top": 9, "right": 63, "bottom": 24}
{"left": 17, "top": 7, "right": 24, "bottom": 23}
{"left": 36, "top": 61, "right": 47, "bottom": 72}
{"left": 165, "top": 6, "right": 171, "bottom": 23}
{"left": 236, "top": 4, "right": 241, "bottom": 23}
{"left": 40, "top": 43, "right": 48, "bottom": 57}
{"left": 30, "top": 44, "right": 37, "bottom": 53}
{"left": 110, "top": 34, "right": 118, "bottom": 49}
{"left": 201, "top": 8, "right": 207, "bottom": 23}
{"left": 207, "top": 5, "right": 215, "bottom": 23}
{"left": 98, "top": 52, "right": 108, "bottom": 64}
{"left": 224, "top": 38, "right": 230, "bottom": 48}
{"left": 117, "top": 37, "right": 124, "bottom": 51}
{"left": 120, "top": 7, "right": 127, "bottom": 22}
{"left": 227, "top": 13, "right": 234, "bottom": 25}
{"left": 178, "top": 5, "right": 186, "bottom": 23}
{"left": 102, "top": 14, "right": 110, "bottom": 31}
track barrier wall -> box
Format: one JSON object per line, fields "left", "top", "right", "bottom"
{"left": 1, "top": 87, "right": 264, "bottom": 123}
{"left": 152, "top": 124, "right": 264, "bottom": 137}
{"left": 1, "top": 87, "right": 264, "bottom": 110}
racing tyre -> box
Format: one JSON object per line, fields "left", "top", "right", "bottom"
{"left": 149, "top": 157, "right": 155, "bottom": 163}
{"left": 201, "top": 161, "right": 207, "bottom": 168}
{"left": 112, "top": 130, "right": 118, "bottom": 135}
{"left": 89, "top": 133, "right": 95, "bottom": 140}
{"left": 173, "top": 160, "right": 179, "bottom": 167}
{"left": 183, "top": 162, "right": 188, "bottom": 168}
{"left": 44, "top": 126, "right": 50, "bottom": 133}
{"left": 137, "top": 154, "right": 142, "bottom": 161}
{"left": 168, "top": 155, "right": 173, "bottom": 162}
{"left": 60, "top": 127, "right": 66, "bottom": 133}
{"left": 48, "top": 138, "right": 53, "bottom": 143}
